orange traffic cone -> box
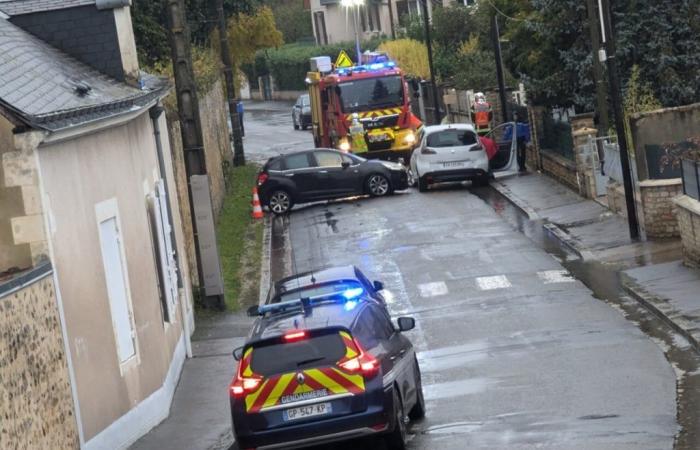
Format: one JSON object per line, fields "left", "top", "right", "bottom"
{"left": 252, "top": 187, "right": 264, "bottom": 219}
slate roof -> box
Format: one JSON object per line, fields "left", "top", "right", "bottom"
{"left": 0, "top": 0, "right": 95, "bottom": 16}
{"left": 0, "top": 18, "right": 168, "bottom": 131}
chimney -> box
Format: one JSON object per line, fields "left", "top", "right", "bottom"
{"left": 6, "top": 0, "right": 140, "bottom": 85}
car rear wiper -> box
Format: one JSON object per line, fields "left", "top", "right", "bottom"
{"left": 296, "top": 357, "right": 325, "bottom": 367}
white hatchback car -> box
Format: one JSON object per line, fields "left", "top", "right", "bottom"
{"left": 409, "top": 123, "right": 517, "bottom": 192}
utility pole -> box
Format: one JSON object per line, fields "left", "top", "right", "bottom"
{"left": 599, "top": 0, "right": 639, "bottom": 239}
{"left": 420, "top": 0, "right": 440, "bottom": 124}
{"left": 166, "top": 0, "right": 224, "bottom": 309}
{"left": 492, "top": 15, "right": 509, "bottom": 123}
{"left": 585, "top": 0, "right": 610, "bottom": 137}
{"left": 214, "top": 0, "right": 245, "bottom": 166}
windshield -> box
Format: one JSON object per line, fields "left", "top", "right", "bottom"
{"left": 427, "top": 129, "right": 478, "bottom": 148}
{"left": 338, "top": 76, "right": 404, "bottom": 113}
{"left": 300, "top": 95, "right": 309, "bottom": 106}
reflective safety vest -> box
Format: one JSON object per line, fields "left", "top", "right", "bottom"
{"left": 349, "top": 119, "right": 368, "bottom": 153}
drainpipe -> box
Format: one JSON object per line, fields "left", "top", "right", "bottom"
{"left": 150, "top": 104, "right": 193, "bottom": 358}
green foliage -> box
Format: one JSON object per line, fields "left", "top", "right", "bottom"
{"left": 397, "top": 13, "right": 424, "bottom": 42}
{"left": 269, "top": 1, "right": 313, "bottom": 43}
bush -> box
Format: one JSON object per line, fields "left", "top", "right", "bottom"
{"left": 378, "top": 39, "right": 429, "bottom": 79}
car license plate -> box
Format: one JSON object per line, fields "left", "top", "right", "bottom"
{"left": 368, "top": 133, "right": 389, "bottom": 143}
{"left": 443, "top": 161, "right": 465, "bottom": 168}
{"left": 283, "top": 402, "right": 332, "bottom": 421}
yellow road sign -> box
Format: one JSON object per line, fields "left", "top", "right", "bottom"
{"left": 335, "top": 50, "right": 353, "bottom": 68}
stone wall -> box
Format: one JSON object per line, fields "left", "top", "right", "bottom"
{"left": 0, "top": 265, "right": 79, "bottom": 449}
{"left": 675, "top": 195, "right": 700, "bottom": 267}
{"left": 541, "top": 150, "right": 579, "bottom": 192}
{"left": 639, "top": 179, "right": 683, "bottom": 238}
{"left": 0, "top": 116, "right": 49, "bottom": 273}
{"left": 167, "top": 79, "right": 232, "bottom": 285}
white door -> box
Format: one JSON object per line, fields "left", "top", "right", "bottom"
{"left": 98, "top": 217, "right": 136, "bottom": 363}
{"left": 486, "top": 122, "right": 517, "bottom": 172}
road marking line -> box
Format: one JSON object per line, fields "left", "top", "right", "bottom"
{"left": 475, "top": 275, "right": 511, "bottom": 291}
{"left": 537, "top": 270, "right": 575, "bottom": 284}
{"left": 418, "top": 281, "right": 448, "bottom": 298}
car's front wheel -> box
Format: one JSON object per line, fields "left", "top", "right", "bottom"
{"left": 293, "top": 115, "right": 299, "bottom": 130}
{"left": 267, "top": 190, "right": 293, "bottom": 215}
{"left": 385, "top": 389, "right": 407, "bottom": 450}
{"left": 367, "top": 174, "right": 391, "bottom": 197}
{"left": 407, "top": 167, "right": 418, "bottom": 188}
{"left": 408, "top": 357, "right": 426, "bottom": 420}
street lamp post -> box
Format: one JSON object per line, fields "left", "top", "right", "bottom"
{"left": 341, "top": 0, "right": 365, "bottom": 65}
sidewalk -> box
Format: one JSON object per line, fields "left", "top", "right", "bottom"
{"left": 493, "top": 171, "right": 700, "bottom": 351}
{"left": 130, "top": 312, "right": 252, "bottom": 450}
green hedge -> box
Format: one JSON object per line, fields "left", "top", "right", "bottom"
{"left": 244, "top": 38, "right": 387, "bottom": 92}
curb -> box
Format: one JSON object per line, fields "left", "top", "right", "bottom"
{"left": 491, "top": 180, "right": 540, "bottom": 220}
{"left": 621, "top": 273, "right": 700, "bottom": 353}
{"left": 258, "top": 215, "right": 272, "bottom": 306}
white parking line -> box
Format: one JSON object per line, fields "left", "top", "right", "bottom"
{"left": 418, "top": 281, "right": 449, "bottom": 298}
{"left": 475, "top": 275, "right": 512, "bottom": 291}
{"left": 538, "top": 270, "right": 575, "bottom": 284}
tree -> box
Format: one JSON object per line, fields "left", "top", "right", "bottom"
{"left": 378, "top": 39, "right": 430, "bottom": 79}
{"left": 268, "top": 0, "right": 313, "bottom": 43}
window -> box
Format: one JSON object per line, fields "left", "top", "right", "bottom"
{"left": 267, "top": 158, "right": 282, "bottom": 171}
{"left": 148, "top": 180, "right": 179, "bottom": 323}
{"left": 427, "top": 129, "right": 478, "bottom": 148}
{"left": 313, "top": 11, "right": 328, "bottom": 45}
{"left": 284, "top": 153, "right": 311, "bottom": 170}
{"left": 96, "top": 199, "right": 137, "bottom": 366}
{"left": 370, "top": 3, "right": 381, "bottom": 31}
{"left": 341, "top": 154, "right": 356, "bottom": 165}
{"left": 338, "top": 76, "right": 404, "bottom": 113}
{"left": 353, "top": 306, "right": 394, "bottom": 349}
{"left": 315, "top": 151, "right": 343, "bottom": 167}
{"left": 250, "top": 333, "right": 346, "bottom": 376}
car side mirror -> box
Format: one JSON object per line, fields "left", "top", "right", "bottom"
{"left": 232, "top": 346, "right": 244, "bottom": 361}
{"left": 373, "top": 280, "right": 384, "bottom": 291}
{"left": 246, "top": 305, "right": 259, "bottom": 317}
{"left": 341, "top": 161, "right": 351, "bottom": 169}
{"left": 397, "top": 317, "right": 415, "bottom": 332}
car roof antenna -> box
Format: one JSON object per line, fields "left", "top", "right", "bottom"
{"left": 310, "top": 271, "right": 316, "bottom": 284}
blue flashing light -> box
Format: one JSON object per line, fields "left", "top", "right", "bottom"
{"left": 342, "top": 287, "right": 364, "bottom": 300}
{"left": 344, "top": 300, "right": 359, "bottom": 311}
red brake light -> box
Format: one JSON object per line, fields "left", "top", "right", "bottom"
{"left": 229, "top": 356, "right": 262, "bottom": 398}
{"left": 338, "top": 339, "right": 379, "bottom": 377}
{"left": 284, "top": 330, "right": 307, "bottom": 342}
{"left": 257, "top": 172, "right": 269, "bottom": 186}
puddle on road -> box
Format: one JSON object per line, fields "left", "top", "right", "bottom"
{"left": 472, "top": 185, "right": 700, "bottom": 450}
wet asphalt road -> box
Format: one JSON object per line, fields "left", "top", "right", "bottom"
{"left": 242, "top": 103, "right": 679, "bottom": 450}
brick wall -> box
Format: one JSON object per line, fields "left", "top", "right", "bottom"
{"left": 0, "top": 265, "right": 79, "bottom": 449}
{"left": 10, "top": 6, "right": 123, "bottom": 81}
{"left": 639, "top": 179, "right": 683, "bottom": 238}
{"left": 675, "top": 195, "right": 700, "bottom": 267}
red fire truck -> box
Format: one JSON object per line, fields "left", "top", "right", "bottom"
{"left": 307, "top": 53, "right": 423, "bottom": 161}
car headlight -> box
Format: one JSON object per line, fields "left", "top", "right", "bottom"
{"left": 339, "top": 140, "right": 351, "bottom": 152}
{"left": 381, "top": 161, "right": 403, "bottom": 171}
{"left": 405, "top": 132, "right": 416, "bottom": 144}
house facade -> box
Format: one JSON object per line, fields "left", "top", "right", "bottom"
{"left": 0, "top": 1, "right": 195, "bottom": 449}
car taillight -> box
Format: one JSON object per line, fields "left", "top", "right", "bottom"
{"left": 338, "top": 339, "right": 379, "bottom": 377}
{"left": 421, "top": 147, "right": 437, "bottom": 155}
{"left": 257, "top": 172, "right": 269, "bottom": 186}
{"left": 229, "top": 361, "right": 262, "bottom": 398}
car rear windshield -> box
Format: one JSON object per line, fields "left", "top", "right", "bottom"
{"left": 427, "top": 129, "right": 478, "bottom": 148}
{"left": 250, "top": 333, "right": 346, "bottom": 376}
{"left": 274, "top": 281, "right": 363, "bottom": 303}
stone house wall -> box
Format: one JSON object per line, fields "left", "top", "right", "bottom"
{"left": 0, "top": 265, "right": 79, "bottom": 449}
{"left": 675, "top": 195, "right": 700, "bottom": 267}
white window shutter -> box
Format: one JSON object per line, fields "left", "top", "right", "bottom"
{"left": 149, "top": 189, "right": 175, "bottom": 320}
{"left": 156, "top": 181, "right": 179, "bottom": 309}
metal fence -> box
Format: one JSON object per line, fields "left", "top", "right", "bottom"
{"left": 537, "top": 109, "right": 574, "bottom": 160}
{"left": 681, "top": 159, "right": 700, "bottom": 201}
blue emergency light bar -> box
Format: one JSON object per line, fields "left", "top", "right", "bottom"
{"left": 336, "top": 61, "right": 396, "bottom": 76}
{"left": 256, "top": 287, "right": 366, "bottom": 316}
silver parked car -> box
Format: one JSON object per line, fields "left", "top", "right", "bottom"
{"left": 409, "top": 123, "right": 517, "bottom": 192}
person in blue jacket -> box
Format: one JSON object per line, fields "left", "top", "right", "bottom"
{"left": 504, "top": 111, "right": 531, "bottom": 172}
{"left": 236, "top": 101, "right": 245, "bottom": 137}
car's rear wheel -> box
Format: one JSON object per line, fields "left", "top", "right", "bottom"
{"left": 367, "top": 174, "right": 391, "bottom": 197}
{"left": 268, "top": 190, "right": 293, "bottom": 215}
{"left": 408, "top": 357, "right": 426, "bottom": 420}
{"left": 418, "top": 176, "right": 429, "bottom": 193}
{"left": 472, "top": 174, "right": 490, "bottom": 187}
{"left": 385, "top": 388, "right": 407, "bottom": 450}
{"left": 293, "top": 115, "right": 299, "bottom": 130}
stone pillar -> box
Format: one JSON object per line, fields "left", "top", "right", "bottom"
{"left": 572, "top": 125, "right": 598, "bottom": 199}
{"left": 639, "top": 179, "right": 683, "bottom": 238}
{"left": 675, "top": 195, "right": 700, "bottom": 267}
